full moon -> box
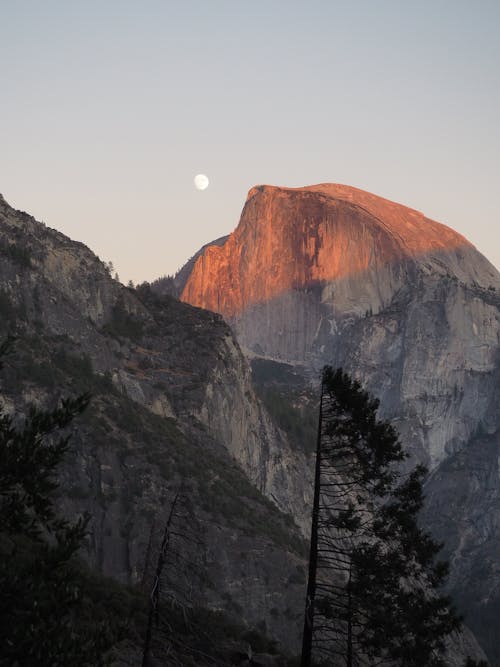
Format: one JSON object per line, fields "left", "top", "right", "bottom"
{"left": 194, "top": 174, "right": 209, "bottom": 191}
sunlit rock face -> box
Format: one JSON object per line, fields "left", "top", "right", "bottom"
{"left": 181, "top": 183, "right": 491, "bottom": 325}
{"left": 181, "top": 183, "right": 500, "bottom": 469}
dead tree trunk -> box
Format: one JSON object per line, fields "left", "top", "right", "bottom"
{"left": 301, "top": 377, "right": 324, "bottom": 667}
{"left": 142, "top": 492, "right": 180, "bottom": 667}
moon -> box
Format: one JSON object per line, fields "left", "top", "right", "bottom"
{"left": 194, "top": 174, "right": 209, "bottom": 191}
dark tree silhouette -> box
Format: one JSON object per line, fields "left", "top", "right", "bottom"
{"left": 301, "top": 367, "right": 463, "bottom": 667}
{"left": 0, "top": 339, "right": 116, "bottom": 665}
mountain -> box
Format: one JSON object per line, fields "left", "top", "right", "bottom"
{"left": 0, "top": 186, "right": 493, "bottom": 664}
{"left": 178, "top": 183, "right": 500, "bottom": 665}
{"left": 0, "top": 192, "right": 311, "bottom": 658}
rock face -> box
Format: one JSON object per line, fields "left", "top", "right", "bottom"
{"left": 181, "top": 184, "right": 497, "bottom": 361}
{"left": 0, "top": 193, "right": 310, "bottom": 651}
{"left": 179, "top": 184, "right": 500, "bottom": 467}
{"left": 179, "top": 184, "right": 500, "bottom": 664}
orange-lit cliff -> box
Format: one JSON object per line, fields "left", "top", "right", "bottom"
{"left": 181, "top": 184, "right": 490, "bottom": 319}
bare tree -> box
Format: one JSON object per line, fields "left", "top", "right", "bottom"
{"left": 142, "top": 491, "right": 181, "bottom": 667}
{"left": 141, "top": 490, "right": 229, "bottom": 666}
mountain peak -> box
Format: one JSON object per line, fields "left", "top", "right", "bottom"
{"left": 246, "top": 182, "right": 472, "bottom": 255}
{"left": 181, "top": 183, "right": 498, "bottom": 320}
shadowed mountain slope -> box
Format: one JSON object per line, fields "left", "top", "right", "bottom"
{"left": 0, "top": 192, "right": 311, "bottom": 656}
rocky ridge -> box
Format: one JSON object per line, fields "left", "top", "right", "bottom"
{"left": 0, "top": 192, "right": 310, "bottom": 653}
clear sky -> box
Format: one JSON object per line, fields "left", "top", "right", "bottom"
{"left": 1, "top": 1, "right": 499, "bottom": 283}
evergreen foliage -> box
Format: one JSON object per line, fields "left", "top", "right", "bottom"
{"left": 103, "top": 297, "right": 144, "bottom": 340}
{"left": 0, "top": 339, "right": 121, "bottom": 665}
{"left": 257, "top": 386, "right": 317, "bottom": 454}
{"left": 0, "top": 239, "right": 32, "bottom": 268}
{"left": 302, "top": 367, "right": 465, "bottom": 667}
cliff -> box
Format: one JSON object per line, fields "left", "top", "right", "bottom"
{"left": 181, "top": 184, "right": 497, "bottom": 323}
{"left": 179, "top": 184, "right": 499, "bottom": 466}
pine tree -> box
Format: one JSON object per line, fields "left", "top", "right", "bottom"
{"left": 301, "top": 367, "right": 463, "bottom": 667}
{"left": 0, "top": 339, "right": 113, "bottom": 665}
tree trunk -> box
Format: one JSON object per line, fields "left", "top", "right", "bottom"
{"left": 347, "top": 563, "right": 353, "bottom": 667}
{"left": 301, "top": 380, "right": 324, "bottom": 667}
{"left": 142, "top": 492, "right": 180, "bottom": 667}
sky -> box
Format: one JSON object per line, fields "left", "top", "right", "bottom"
{"left": 1, "top": 1, "right": 499, "bottom": 284}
